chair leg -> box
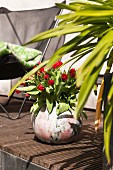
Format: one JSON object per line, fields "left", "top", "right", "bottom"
{"left": 2, "top": 93, "right": 14, "bottom": 107}
{"left": 0, "top": 96, "right": 26, "bottom": 120}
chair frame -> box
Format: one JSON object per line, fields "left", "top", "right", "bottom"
{"left": 0, "top": 6, "right": 64, "bottom": 119}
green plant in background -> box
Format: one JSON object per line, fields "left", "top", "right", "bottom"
{"left": 9, "top": 0, "right": 113, "bottom": 164}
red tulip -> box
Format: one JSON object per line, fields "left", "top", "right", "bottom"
{"left": 48, "top": 79, "right": 54, "bottom": 86}
{"left": 37, "top": 84, "right": 45, "bottom": 91}
{"left": 44, "top": 74, "right": 49, "bottom": 79}
{"left": 15, "top": 89, "right": 21, "bottom": 94}
{"left": 61, "top": 73, "right": 68, "bottom": 81}
{"left": 52, "top": 61, "right": 63, "bottom": 69}
{"left": 25, "top": 93, "right": 30, "bottom": 97}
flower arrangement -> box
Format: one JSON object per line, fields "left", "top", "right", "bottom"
{"left": 15, "top": 61, "right": 79, "bottom": 116}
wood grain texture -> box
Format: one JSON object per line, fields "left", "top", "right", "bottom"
{"left": 0, "top": 96, "right": 103, "bottom": 170}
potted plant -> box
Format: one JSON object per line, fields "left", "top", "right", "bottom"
{"left": 15, "top": 61, "right": 83, "bottom": 144}
{"left": 9, "top": 0, "right": 113, "bottom": 167}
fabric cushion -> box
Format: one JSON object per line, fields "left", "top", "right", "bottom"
{"left": 0, "top": 41, "right": 43, "bottom": 68}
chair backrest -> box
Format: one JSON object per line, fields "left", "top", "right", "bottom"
{"left": 0, "top": 5, "right": 65, "bottom": 80}
{"left": 0, "top": 6, "right": 65, "bottom": 61}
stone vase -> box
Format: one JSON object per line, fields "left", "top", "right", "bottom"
{"left": 31, "top": 105, "right": 82, "bottom": 144}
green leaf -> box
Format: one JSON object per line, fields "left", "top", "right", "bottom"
{"left": 93, "top": 84, "right": 98, "bottom": 96}
{"left": 56, "top": 3, "right": 78, "bottom": 11}
{"left": 46, "top": 95, "right": 54, "bottom": 113}
{"left": 25, "top": 24, "right": 90, "bottom": 46}
{"left": 55, "top": 70, "right": 61, "bottom": 86}
{"left": 57, "top": 12, "right": 79, "bottom": 21}
{"left": 45, "top": 87, "right": 53, "bottom": 93}
{"left": 104, "top": 82, "right": 113, "bottom": 164}
{"left": 27, "top": 91, "right": 40, "bottom": 95}
{"left": 17, "top": 86, "right": 36, "bottom": 91}
{"left": 70, "top": 0, "right": 102, "bottom": 6}
{"left": 77, "top": 30, "right": 113, "bottom": 86}
{"left": 75, "top": 63, "right": 103, "bottom": 119}
{"left": 75, "top": 9, "right": 113, "bottom": 17}
{"left": 30, "top": 97, "right": 45, "bottom": 115}
{"left": 57, "top": 101, "right": 69, "bottom": 115}
{"left": 107, "top": 77, "right": 113, "bottom": 101}
{"left": 30, "top": 101, "right": 40, "bottom": 114}
{"left": 45, "top": 28, "right": 92, "bottom": 70}
{"left": 82, "top": 111, "right": 88, "bottom": 120}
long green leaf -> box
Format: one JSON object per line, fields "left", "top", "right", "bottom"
{"left": 77, "top": 30, "right": 113, "bottom": 86}
{"left": 80, "top": 30, "right": 113, "bottom": 69}
{"left": 74, "top": 63, "right": 102, "bottom": 119}
{"left": 75, "top": 37, "right": 113, "bottom": 116}
{"left": 70, "top": 0, "right": 102, "bottom": 6}
{"left": 104, "top": 77, "right": 113, "bottom": 163}
{"left": 56, "top": 3, "right": 80, "bottom": 11}
{"left": 25, "top": 24, "right": 90, "bottom": 46}
{"left": 75, "top": 9, "right": 113, "bottom": 17}
{"left": 17, "top": 86, "right": 36, "bottom": 91}
{"left": 107, "top": 77, "right": 113, "bottom": 102}
{"left": 45, "top": 27, "right": 95, "bottom": 70}
{"left": 104, "top": 102, "right": 113, "bottom": 164}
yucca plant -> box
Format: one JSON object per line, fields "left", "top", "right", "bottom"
{"left": 9, "top": 0, "right": 113, "bottom": 165}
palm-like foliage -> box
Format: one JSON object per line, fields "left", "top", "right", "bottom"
{"left": 9, "top": 0, "right": 113, "bottom": 163}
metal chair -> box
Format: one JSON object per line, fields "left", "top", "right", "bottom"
{"left": 0, "top": 5, "right": 65, "bottom": 119}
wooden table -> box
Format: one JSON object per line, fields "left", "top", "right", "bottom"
{"left": 0, "top": 96, "right": 103, "bottom": 170}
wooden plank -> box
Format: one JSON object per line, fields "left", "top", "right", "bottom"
{"left": 0, "top": 96, "right": 103, "bottom": 170}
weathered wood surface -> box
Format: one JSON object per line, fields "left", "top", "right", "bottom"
{"left": 0, "top": 96, "right": 103, "bottom": 170}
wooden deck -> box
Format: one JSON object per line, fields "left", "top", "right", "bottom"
{"left": 0, "top": 96, "right": 103, "bottom": 170}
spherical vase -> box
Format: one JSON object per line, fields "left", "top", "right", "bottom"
{"left": 31, "top": 105, "right": 82, "bottom": 144}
